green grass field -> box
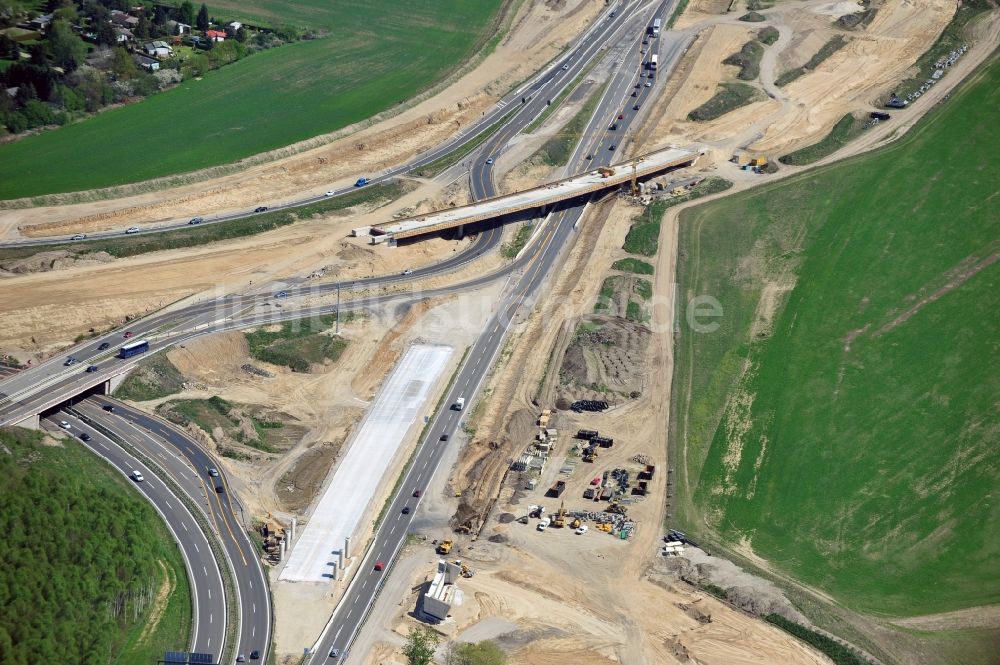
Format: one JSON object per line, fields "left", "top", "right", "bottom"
{"left": 0, "top": 426, "right": 191, "bottom": 663}
{"left": 0, "top": 0, "right": 502, "bottom": 200}
{"left": 671, "top": 59, "right": 1000, "bottom": 617}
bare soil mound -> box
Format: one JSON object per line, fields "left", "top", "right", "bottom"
{"left": 557, "top": 316, "right": 651, "bottom": 403}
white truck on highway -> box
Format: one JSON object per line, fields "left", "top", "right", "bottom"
{"left": 453, "top": 397, "right": 465, "bottom": 411}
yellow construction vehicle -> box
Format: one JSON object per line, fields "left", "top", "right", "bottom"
{"left": 570, "top": 517, "right": 582, "bottom": 529}
{"left": 551, "top": 500, "right": 568, "bottom": 528}
{"left": 437, "top": 540, "right": 453, "bottom": 555}
{"left": 597, "top": 523, "right": 613, "bottom": 533}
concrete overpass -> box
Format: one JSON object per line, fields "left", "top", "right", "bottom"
{"left": 359, "top": 146, "right": 699, "bottom": 243}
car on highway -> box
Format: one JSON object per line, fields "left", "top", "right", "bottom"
{"left": 275, "top": 290, "right": 288, "bottom": 298}
{"left": 98, "top": 342, "right": 111, "bottom": 350}
{"left": 562, "top": 63, "right": 569, "bottom": 70}
{"left": 485, "top": 157, "right": 494, "bottom": 165}
{"left": 250, "top": 650, "right": 260, "bottom": 660}
{"left": 617, "top": 113, "right": 624, "bottom": 120}
{"left": 125, "top": 226, "right": 140, "bottom": 234}
{"left": 374, "top": 561, "right": 385, "bottom": 572}
{"left": 215, "top": 483, "right": 225, "bottom": 493}
{"left": 401, "top": 269, "right": 413, "bottom": 275}
{"left": 608, "top": 122, "right": 618, "bottom": 131}
{"left": 329, "top": 648, "right": 340, "bottom": 658}
{"left": 131, "top": 470, "right": 144, "bottom": 482}
{"left": 645, "top": 81, "right": 652, "bottom": 87}
{"left": 236, "top": 656, "right": 246, "bottom": 663}
{"left": 325, "top": 190, "right": 335, "bottom": 197}
{"left": 254, "top": 206, "right": 269, "bottom": 213}
{"left": 586, "top": 153, "right": 593, "bottom": 160}
{"left": 64, "top": 357, "right": 78, "bottom": 366}
{"left": 633, "top": 103, "right": 640, "bottom": 110}
{"left": 208, "top": 467, "right": 220, "bottom": 477}
{"left": 79, "top": 432, "right": 91, "bottom": 442}
{"left": 188, "top": 217, "right": 204, "bottom": 225}
{"left": 59, "top": 420, "right": 71, "bottom": 429}
{"left": 123, "top": 331, "right": 135, "bottom": 339}
{"left": 86, "top": 365, "right": 99, "bottom": 373}
{"left": 440, "top": 433, "right": 449, "bottom": 441}
{"left": 634, "top": 82, "right": 641, "bottom": 88}
{"left": 103, "top": 404, "right": 115, "bottom": 413}
{"left": 609, "top": 144, "right": 617, "bottom": 151}
{"left": 402, "top": 506, "right": 411, "bottom": 515}
{"left": 355, "top": 177, "right": 369, "bottom": 187}
{"left": 413, "top": 489, "right": 423, "bottom": 498}
{"left": 71, "top": 234, "right": 87, "bottom": 240}
{"left": 631, "top": 91, "right": 638, "bottom": 97}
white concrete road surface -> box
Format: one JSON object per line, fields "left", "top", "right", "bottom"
{"left": 280, "top": 344, "right": 453, "bottom": 583}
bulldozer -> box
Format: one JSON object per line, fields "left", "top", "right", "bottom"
{"left": 597, "top": 522, "right": 614, "bottom": 533}
{"left": 437, "top": 539, "right": 453, "bottom": 555}
{"left": 570, "top": 517, "right": 582, "bottom": 529}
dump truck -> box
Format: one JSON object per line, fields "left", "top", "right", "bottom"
{"left": 547, "top": 480, "right": 566, "bottom": 498}
{"left": 437, "top": 540, "right": 453, "bottom": 555}
{"left": 576, "top": 429, "right": 598, "bottom": 440}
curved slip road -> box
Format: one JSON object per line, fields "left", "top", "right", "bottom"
{"left": 43, "top": 411, "right": 227, "bottom": 657}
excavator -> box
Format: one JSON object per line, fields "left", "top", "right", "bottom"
{"left": 551, "top": 500, "right": 569, "bottom": 528}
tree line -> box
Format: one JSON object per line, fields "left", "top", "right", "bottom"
{"left": 0, "top": 426, "right": 185, "bottom": 664}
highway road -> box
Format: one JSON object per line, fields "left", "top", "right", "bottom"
{"left": 73, "top": 395, "right": 273, "bottom": 664}
{"left": 42, "top": 411, "right": 228, "bottom": 657}
{"left": 1, "top": 1, "right": 644, "bottom": 250}
{"left": 307, "top": 1, "right": 683, "bottom": 661}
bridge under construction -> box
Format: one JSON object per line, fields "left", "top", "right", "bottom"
{"left": 355, "top": 146, "right": 700, "bottom": 244}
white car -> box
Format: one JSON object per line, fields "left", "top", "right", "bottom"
{"left": 131, "top": 470, "right": 145, "bottom": 482}
{"left": 575, "top": 525, "right": 589, "bottom": 535}
{"left": 59, "top": 420, "right": 71, "bottom": 429}
{"left": 645, "top": 81, "right": 652, "bottom": 88}
{"left": 537, "top": 519, "right": 550, "bottom": 531}
{"left": 71, "top": 234, "right": 87, "bottom": 240}
{"left": 401, "top": 269, "right": 413, "bottom": 275}
{"left": 561, "top": 63, "right": 569, "bottom": 70}
{"left": 325, "top": 190, "right": 335, "bottom": 197}
{"left": 125, "top": 226, "right": 140, "bottom": 234}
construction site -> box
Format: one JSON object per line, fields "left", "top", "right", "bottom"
{"left": 1, "top": 0, "right": 997, "bottom": 664}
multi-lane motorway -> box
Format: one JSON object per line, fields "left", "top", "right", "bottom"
{"left": 1, "top": 1, "right": 690, "bottom": 663}
{"left": 308, "top": 2, "right": 683, "bottom": 660}
{"left": 77, "top": 396, "right": 272, "bottom": 662}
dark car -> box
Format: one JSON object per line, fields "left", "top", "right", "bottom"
{"left": 215, "top": 484, "right": 225, "bottom": 493}
{"left": 609, "top": 144, "right": 617, "bottom": 151}
{"left": 586, "top": 154, "right": 593, "bottom": 160}
{"left": 188, "top": 217, "right": 204, "bottom": 225}
{"left": 374, "top": 561, "right": 385, "bottom": 571}
{"left": 402, "top": 506, "right": 411, "bottom": 515}
{"left": 123, "top": 331, "right": 134, "bottom": 339}
{"left": 633, "top": 103, "right": 640, "bottom": 110}
{"left": 64, "top": 357, "right": 78, "bottom": 366}
{"left": 631, "top": 91, "right": 638, "bottom": 97}
{"left": 275, "top": 290, "right": 288, "bottom": 298}
{"left": 254, "top": 206, "right": 268, "bottom": 213}
{"left": 440, "top": 433, "right": 449, "bottom": 441}
{"left": 617, "top": 113, "right": 624, "bottom": 120}
{"left": 103, "top": 404, "right": 115, "bottom": 413}
{"left": 250, "top": 651, "right": 260, "bottom": 660}
{"left": 413, "top": 489, "right": 423, "bottom": 498}
{"left": 609, "top": 122, "right": 618, "bottom": 131}
{"left": 98, "top": 342, "right": 111, "bottom": 350}
{"left": 79, "top": 432, "right": 91, "bottom": 441}
{"left": 329, "top": 648, "right": 340, "bottom": 658}
{"left": 86, "top": 365, "right": 99, "bottom": 373}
